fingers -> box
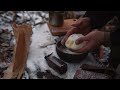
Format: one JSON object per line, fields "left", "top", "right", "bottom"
{"left": 72, "top": 17, "right": 91, "bottom": 29}
{"left": 61, "top": 27, "right": 78, "bottom": 45}
{"left": 77, "top": 45, "right": 91, "bottom": 53}
{"left": 73, "top": 42, "right": 93, "bottom": 53}
{"left": 75, "top": 36, "right": 88, "bottom": 45}
{"left": 72, "top": 21, "right": 83, "bottom": 28}
{"left": 72, "top": 18, "right": 84, "bottom": 28}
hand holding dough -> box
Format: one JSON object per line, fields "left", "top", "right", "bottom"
{"left": 65, "top": 34, "right": 86, "bottom": 50}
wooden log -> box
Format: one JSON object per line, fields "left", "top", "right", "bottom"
{"left": 3, "top": 23, "right": 32, "bottom": 79}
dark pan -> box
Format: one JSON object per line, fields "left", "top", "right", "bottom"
{"left": 56, "top": 40, "right": 88, "bottom": 63}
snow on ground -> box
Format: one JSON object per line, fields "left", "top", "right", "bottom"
{"left": 0, "top": 11, "right": 109, "bottom": 79}
{"left": 26, "top": 23, "right": 82, "bottom": 79}
{"left": 19, "top": 11, "right": 101, "bottom": 79}
{"left": 26, "top": 22, "right": 102, "bottom": 79}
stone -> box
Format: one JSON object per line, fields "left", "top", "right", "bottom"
{"left": 0, "top": 29, "right": 3, "bottom": 33}
{"left": 0, "top": 33, "right": 11, "bottom": 41}
{"left": 36, "top": 71, "right": 44, "bottom": 78}
{"left": 74, "top": 68, "right": 111, "bottom": 79}
{"left": 1, "top": 43, "right": 9, "bottom": 47}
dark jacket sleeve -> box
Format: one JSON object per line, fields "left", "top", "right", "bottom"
{"left": 84, "top": 11, "right": 120, "bottom": 29}
{"left": 110, "top": 30, "right": 120, "bottom": 45}
{"left": 84, "top": 11, "right": 120, "bottom": 45}
{"left": 110, "top": 30, "right": 120, "bottom": 64}
{"left": 84, "top": 11, "right": 120, "bottom": 64}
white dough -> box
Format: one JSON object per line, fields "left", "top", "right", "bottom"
{"left": 65, "top": 34, "right": 86, "bottom": 50}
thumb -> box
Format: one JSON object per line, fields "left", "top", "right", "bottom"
{"left": 75, "top": 36, "right": 88, "bottom": 45}
{"left": 72, "top": 23, "right": 79, "bottom": 28}
{"left": 71, "top": 18, "right": 83, "bottom": 28}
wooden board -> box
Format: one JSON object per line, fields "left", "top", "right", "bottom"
{"left": 47, "top": 19, "right": 77, "bottom": 36}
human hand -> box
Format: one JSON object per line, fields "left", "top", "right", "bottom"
{"left": 71, "top": 30, "right": 105, "bottom": 53}
{"left": 72, "top": 17, "right": 91, "bottom": 29}
{"left": 73, "top": 17, "right": 91, "bottom": 35}
{"left": 61, "top": 17, "right": 91, "bottom": 45}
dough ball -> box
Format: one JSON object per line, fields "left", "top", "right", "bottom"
{"left": 65, "top": 34, "right": 86, "bottom": 50}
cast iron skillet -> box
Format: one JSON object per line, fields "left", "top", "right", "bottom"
{"left": 56, "top": 40, "right": 88, "bottom": 63}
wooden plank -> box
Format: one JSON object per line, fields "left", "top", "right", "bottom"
{"left": 47, "top": 19, "right": 77, "bottom": 36}
{"left": 3, "top": 23, "right": 32, "bottom": 79}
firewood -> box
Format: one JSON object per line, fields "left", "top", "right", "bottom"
{"left": 3, "top": 23, "right": 32, "bottom": 79}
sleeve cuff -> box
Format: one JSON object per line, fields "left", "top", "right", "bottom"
{"left": 104, "top": 32, "right": 111, "bottom": 47}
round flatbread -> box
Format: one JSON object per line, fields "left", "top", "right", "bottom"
{"left": 65, "top": 34, "right": 86, "bottom": 50}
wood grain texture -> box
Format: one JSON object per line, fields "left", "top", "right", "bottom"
{"left": 3, "top": 23, "right": 32, "bottom": 79}
{"left": 48, "top": 19, "right": 77, "bottom": 36}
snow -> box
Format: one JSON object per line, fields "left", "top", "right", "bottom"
{"left": 0, "top": 62, "right": 10, "bottom": 68}
{"left": 45, "top": 14, "right": 49, "bottom": 19}
{"left": 0, "top": 11, "right": 107, "bottom": 79}
{"left": 41, "top": 12, "right": 45, "bottom": 17}
{"left": 26, "top": 22, "right": 101, "bottom": 79}
{"left": 26, "top": 24, "right": 52, "bottom": 74}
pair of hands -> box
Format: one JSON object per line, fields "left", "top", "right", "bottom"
{"left": 61, "top": 17, "right": 105, "bottom": 53}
